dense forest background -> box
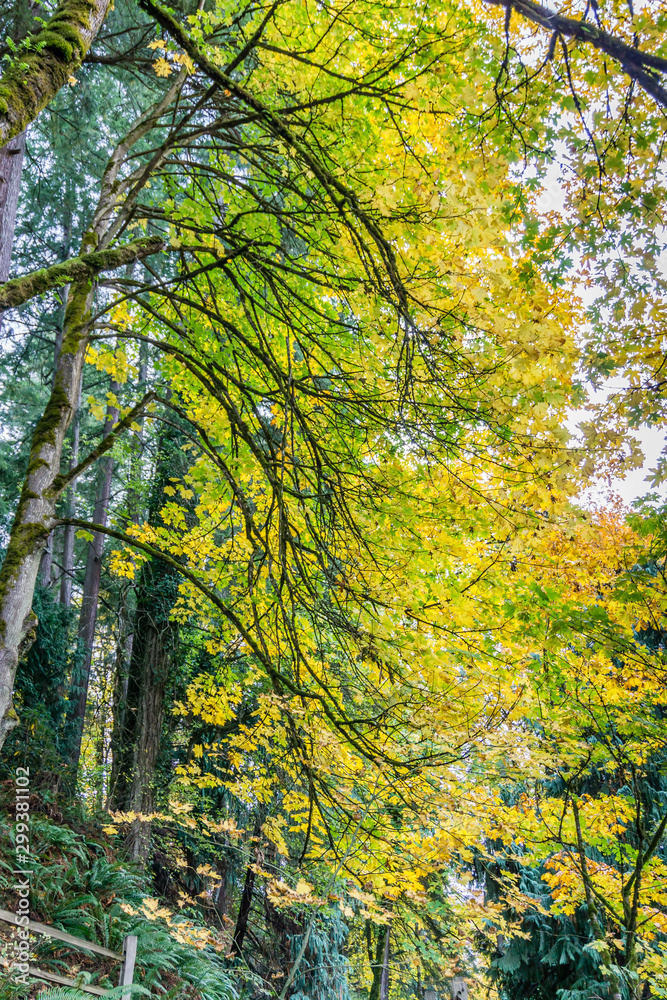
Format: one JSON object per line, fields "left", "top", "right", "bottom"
{"left": 1, "top": 1, "right": 667, "bottom": 998}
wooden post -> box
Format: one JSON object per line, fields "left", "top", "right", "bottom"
{"left": 450, "top": 978, "right": 468, "bottom": 1000}
{"left": 118, "top": 934, "right": 137, "bottom": 999}
{"left": 0, "top": 909, "right": 137, "bottom": 996}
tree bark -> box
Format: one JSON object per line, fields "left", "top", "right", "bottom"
{"left": 379, "top": 925, "right": 390, "bottom": 1000}
{"left": 59, "top": 396, "right": 81, "bottom": 608}
{"left": 122, "top": 556, "right": 178, "bottom": 859}
{"left": 68, "top": 382, "right": 119, "bottom": 772}
{"left": 231, "top": 864, "right": 256, "bottom": 956}
{"left": 0, "top": 131, "right": 24, "bottom": 283}
{"left": 107, "top": 611, "right": 133, "bottom": 806}
{"left": 0, "top": 2, "right": 43, "bottom": 290}
{"left": 0, "top": 236, "right": 165, "bottom": 309}
{"left": 214, "top": 868, "right": 228, "bottom": 920}
{"left": 369, "top": 924, "right": 389, "bottom": 1000}
{"left": 0, "top": 0, "right": 112, "bottom": 148}
{"left": 38, "top": 531, "right": 54, "bottom": 589}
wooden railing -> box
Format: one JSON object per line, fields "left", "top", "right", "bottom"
{"left": 0, "top": 907, "right": 137, "bottom": 997}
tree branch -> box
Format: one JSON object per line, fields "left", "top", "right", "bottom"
{"left": 484, "top": 0, "right": 667, "bottom": 110}
{"left": 137, "top": 0, "right": 411, "bottom": 317}
{"left": 54, "top": 516, "right": 426, "bottom": 770}
{"left": 0, "top": 0, "right": 112, "bottom": 147}
{"left": 0, "top": 236, "right": 166, "bottom": 310}
{"left": 624, "top": 809, "right": 667, "bottom": 896}
{"left": 51, "top": 391, "right": 156, "bottom": 495}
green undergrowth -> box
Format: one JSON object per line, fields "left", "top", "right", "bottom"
{"left": 0, "top": 793, "right": 236, "bottom": 1000}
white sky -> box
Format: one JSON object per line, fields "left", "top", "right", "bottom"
{"left": 536, "top": 166, "right": 667, "bottom": 509}
{"left": 579, "top": 422, "right": 667, "bottom": 507}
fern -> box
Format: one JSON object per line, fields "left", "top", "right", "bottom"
{"left": 556, "top": 987, "right": 612, "bottom": 1000}
{"left": 28, "top": 991, "right": 90, "bottom": 1000}
{"left": 0, "top": 815, "right": 236, "bottom": 1000}
{"left": 19, "top": 987, "right": 150, "bottom": 1000}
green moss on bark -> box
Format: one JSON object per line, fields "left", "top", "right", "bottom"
{"left": 0, "top": 235, "right": 165, "bottom": 310}
{"left": 26, "top": 372, "right": 70, "bottom": 477}
{"left": 61, "top": 280, "right": 93, "bottom": 355}
{"left": 0, "top": 520, "right": 51, "bottom": 631}
{"left": 0, "top": 0, "right": 109, "bottom": 146}
{"left": 38, "top": 30, "right": 79, "bottom": 62}
{"left": 0, "top": 374, "right": 72, "bottom": 626}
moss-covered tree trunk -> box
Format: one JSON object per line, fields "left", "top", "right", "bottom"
{"left": 0, "top": 273, "right": 95, "bottom": 749}
{"left": 0, "top": 1, "right": 36, "bottom": 287}
{"left": 0, "top": 0, "right": 111, "bottom": 148}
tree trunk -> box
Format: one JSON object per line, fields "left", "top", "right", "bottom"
{"left": 0, "top": 0, "right": 112, "bottom": 148}
{"left": 123, "top": 556, "right": 178, "bottom": 859}
{"left": 379, "top": 926, "right": 390, "bottom": 1000}
{"left": 0, "top": 2, "right": 43, "bottom": 288}
{"left": 214, "top": 869, "right": 228, "bottom": 921}
{"left": 0, "top": 131, "right": 24, "bottom": 283}
{"left": 38, "top": 531, "right": 54, "bottom": 589}
{"left": 59, "top": 397, "right": 81, "bottom": 608}
{"left": 369, "top": 924, "right": 389, "bottom": 1000}
{"left": 108, "top": 593, "right": 133, "bottom": 806}
{"left": 231, "top": 864, "right": 256, "bottom": 956}
{"left": 68, "top": 382, "right": 119, "bottom": 771}
{"left": 0, "top": 275, "right": 96, "bottom": 749}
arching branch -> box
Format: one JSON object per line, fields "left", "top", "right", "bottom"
{"left": 485, "top": 0, "right": 667, "bottom": 109}
{"left": 0, "top": 0, "right": 112, "bottom": 147}
{"left": 51, "top": 391, "right": 156, "bottom": 495}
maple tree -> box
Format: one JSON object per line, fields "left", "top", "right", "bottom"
{"left": 1, "top": 1, "right": 667, "bottom": 999}
{"left": 466, "top": 507, "right": 667, "bottom": 998}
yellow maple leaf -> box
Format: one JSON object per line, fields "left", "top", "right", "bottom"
{"left": 153, "top": 57, "right": 173, "bottom": 77}
{"left": 172, "top": 51, "right": 195, "bottom": 73}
